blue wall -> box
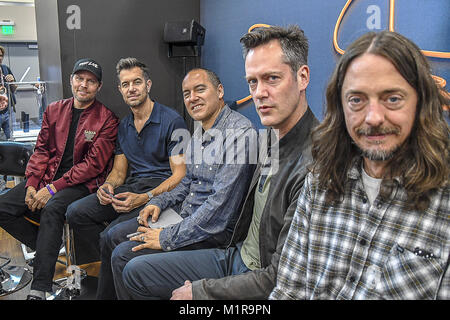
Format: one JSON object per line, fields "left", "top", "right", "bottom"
{"left": 200, "top": 0, "right": 450, "bottom": 128}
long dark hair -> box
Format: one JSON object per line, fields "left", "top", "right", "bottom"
{"left": 312, "top": 31, "right": 449, "bottom": 209}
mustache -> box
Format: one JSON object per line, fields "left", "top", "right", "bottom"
{"left": 355, "top": 126, "right": 400, "bottom": 136}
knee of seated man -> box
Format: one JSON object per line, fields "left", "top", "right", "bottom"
{"left": 65, "top": 197, "right": 91, "bottom": 225}
{"left": 122, "top": 256, "right": 147, "bottom": 286}
{"left": 105, "top": 220, "right": 132, "bottom": 247}
{"left": 111, "top": 241, "right": 137, "bottom": 269}
{"left": 65, "top": 201, "right": 79, "bottom": 224}
{"left": 38, "top": 201, "right": 68, "bottom": 222}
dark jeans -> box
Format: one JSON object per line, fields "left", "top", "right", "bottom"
{"left": 99, "top": 217, "right": 230, "bottom": 300}
{"left": 65, "top": 177, "right": 165, "bottom": 274}
{"left": 121, "top": 242, "right": 249, "bottom": 299}
{"left": 0, "top": 110, "right": 10, "bottom": 139}
{"left": 0, "top": 180, "right": 89, "bottom": 292}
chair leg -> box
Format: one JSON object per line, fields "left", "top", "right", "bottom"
{"left": 21, "top": 243, "right": 35, "bottom": 262}
{"left": 64, "top": 222, "right": 76, "bottom": 266}
{"left": 49, "top": 222, "right": 87, "bottom": 300}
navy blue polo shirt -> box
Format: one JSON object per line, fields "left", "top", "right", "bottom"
{"left": 115, "top": 101, "right": 187, "bottom": 180}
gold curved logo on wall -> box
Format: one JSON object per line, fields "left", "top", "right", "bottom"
{"left": 237, "top": 3, "right": 449, "bottom": 109}
{"left": 333, "top": 0, "right": 450, "bottom": 59}
{"left": 334, "top": 0, "right": 449, "bottom": 109}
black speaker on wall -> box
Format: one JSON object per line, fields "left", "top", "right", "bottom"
{"left": 164, "top": 20, "right": 205, "bottom": 45}
{"left": 164, "top": 20, "right": 205, "bottom": 57}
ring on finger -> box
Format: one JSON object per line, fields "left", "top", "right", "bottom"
{"left": 140, "top": 236, "right": 145, "bottom": 241}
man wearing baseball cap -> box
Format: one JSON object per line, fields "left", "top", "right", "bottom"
{"left": 0, "top": 58, "right": 119, "bottom": 300}
{"left": 72, "top": 58, "right": 102, "bottom": 82}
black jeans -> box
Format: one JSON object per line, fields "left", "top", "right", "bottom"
{"left": 0, "top": 180, "right": 89, "bottom": 292}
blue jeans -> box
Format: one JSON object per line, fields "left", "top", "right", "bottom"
{"left": 0, "top": 110, "right": 10, "bottom": 139}
{"left": 100, "top": 217, "right": 233, "bottom": 300}
{"left": 121, "top": 243, "right": 250, "bottom": 300}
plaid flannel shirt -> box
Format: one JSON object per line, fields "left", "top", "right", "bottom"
{"left": 270, "top": 158, "right": 450, "bottom": 300}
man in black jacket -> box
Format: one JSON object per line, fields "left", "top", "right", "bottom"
{"left": 121, "top": 25, "right": 319, "bottom": 300}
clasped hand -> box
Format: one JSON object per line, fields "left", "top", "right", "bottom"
{"left": 25, "top": 186, "right": 53, "bottom": 212}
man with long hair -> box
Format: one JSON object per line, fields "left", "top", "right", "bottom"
{"left": 270, "top": 31, "right": 449, "bottom": 300}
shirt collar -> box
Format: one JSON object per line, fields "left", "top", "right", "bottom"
{"left": 268, "top": 107, "right": 316, "bottom": 156}
{"left": 194, "top": 104, "right": 231, "bottom": 139}
{"left": 347, "top": 156, "right": 403, "bottom": 185}
{"left": 69, "top": 97, "right": 98, "bottom": 112}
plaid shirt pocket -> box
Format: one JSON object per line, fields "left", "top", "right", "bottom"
{"left": 379, "top": 243, "right": 445, "bottom": 299}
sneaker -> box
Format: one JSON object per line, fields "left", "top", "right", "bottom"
{"left": 26, "top": 289, "right": 46, "bottom": 300}
{"left": 26, "top": 294, "right": 44, "bottom": 300}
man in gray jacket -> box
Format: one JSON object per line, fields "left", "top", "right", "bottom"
{"left": 121, "top": 25, "right": 319, "bottom": 300}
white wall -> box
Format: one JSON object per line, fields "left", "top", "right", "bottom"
{"left": 0, "top": 4, "right": 37, "bottom": 42}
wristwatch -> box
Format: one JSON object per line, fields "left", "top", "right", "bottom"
{"left": 146, "top": 191, "right": 154, "bottom": 201}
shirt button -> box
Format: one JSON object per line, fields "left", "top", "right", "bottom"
{"left": 360, "top": 239, "right": 367, "bottom": 246}
{"left": 377, "top": 203, "right": 382, "bottom": 209}
{"left": 362, "top": 197, "right": 367, "bottom": 204}
{"left": 189, "top": 204, "right": 192, "bottom": 208}
{"left": 190, "top": 193, "right": 194, "bottom": 196}
{"left": 195, "top": 165, "right": 199, "bottom": 169}
{"left": 198, "top": 181, "right": 202, "bottom": 185}
{"left": 209, "top": 167, "right": 212, "bottom": 170}
{"left": 349, "top": 275, "right": 356, "bottom": 283}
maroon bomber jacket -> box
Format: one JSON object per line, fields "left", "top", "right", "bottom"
{"left": 25, "top": 97, "right": 119, "bottom": 193}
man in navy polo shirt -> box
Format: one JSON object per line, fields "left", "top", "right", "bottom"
{"left": 66, "top": 58, "right": 187, "bottom": 275}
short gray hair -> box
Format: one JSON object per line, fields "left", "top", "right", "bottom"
{"left": 116, "top": 57, "right": 150, "bottom": 82}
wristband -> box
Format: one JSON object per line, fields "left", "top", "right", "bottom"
{"left": 46, "top": 184, "right": 55, "bottom": 196}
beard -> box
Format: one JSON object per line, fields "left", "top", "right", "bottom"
{"left": 359, "top": 145, "right": 400, "bottom": 161}
{"left": 355, "top": 125, "right": 402, "bottom": 161}
{"left": 72, "top": 89, "right": 96, "bottom": 104}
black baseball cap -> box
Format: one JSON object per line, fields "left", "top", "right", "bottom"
{"left": 72, "top": 58, "right": 102, "bottom": 82}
